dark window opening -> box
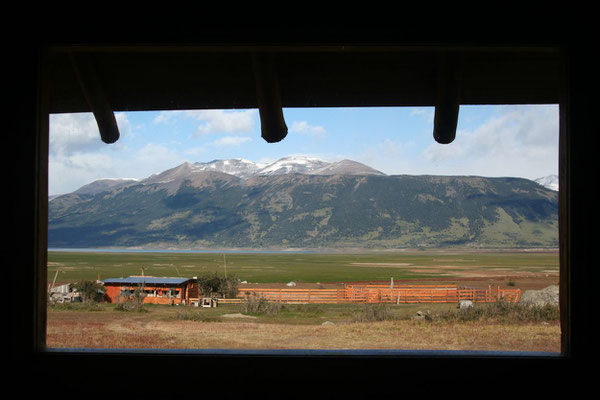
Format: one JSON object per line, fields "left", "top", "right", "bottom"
{"left": 13, "top": 36, "right": 591, "bottom": 392}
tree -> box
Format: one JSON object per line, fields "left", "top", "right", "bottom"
{"left": 73, "top": 280, "right": 105, "bottom": 302}
{"left": 196, "top": 273, "right": 239, "bottom": 298}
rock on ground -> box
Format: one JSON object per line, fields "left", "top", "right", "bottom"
{"left": 519, "top": 285, "right": 559, "bottom": 307}
{"left": 459, "top": 300, "right": 473, "bottom": 309}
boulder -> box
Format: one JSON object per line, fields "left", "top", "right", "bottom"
{"left": 519, "top": 285, "right": 559, "bottom": 307}
{"left": 459, "top": 300, "right": 474, "bottom": 310}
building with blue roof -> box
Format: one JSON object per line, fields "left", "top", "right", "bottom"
{"left": 103, "top": 276, "right": 199, "bottom": 305}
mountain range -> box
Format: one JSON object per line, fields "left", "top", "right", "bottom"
{"left": 48, "top": 156, "right": 559, "bottom": 249}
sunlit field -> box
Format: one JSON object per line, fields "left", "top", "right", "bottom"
{"left": 46, "top": 249, "right": 560, "bottom": 352}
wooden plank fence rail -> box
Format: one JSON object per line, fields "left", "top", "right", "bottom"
{"left": 237, "top": 285, "right": 521, "bottom": 305}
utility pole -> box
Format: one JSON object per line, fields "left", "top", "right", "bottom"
{"left": 48, "top": 268, "right": 60, "bottom": 293}
{"left": 223, "top": 254, "right": 227, "bottom": 278}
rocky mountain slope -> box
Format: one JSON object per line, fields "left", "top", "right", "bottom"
{"left": 48, "top": 157, "right": 559, "bottom": 249}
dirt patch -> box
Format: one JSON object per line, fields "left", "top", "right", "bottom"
{"left": 222, "top": 313, "right": 257, "bottom": 319}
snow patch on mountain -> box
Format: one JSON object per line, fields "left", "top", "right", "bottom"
{"left": 191, "top": 158, "right": 267, "bottom": 179}
{"left": 534, "top": 175, "right": 558, "bottom": 191}
{"left": 257, "top": 156, "right": 330, "bottom": 176}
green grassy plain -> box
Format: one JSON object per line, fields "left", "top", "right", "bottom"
{"left": 47, "top": 249, "right": 559, "bottom": 285}
{"left": 46, "top": 249, "right": 561, "bottom": 352}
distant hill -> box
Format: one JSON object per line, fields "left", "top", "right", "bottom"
{"left": 48, "top": 157, "right": 559, "bottom": 249}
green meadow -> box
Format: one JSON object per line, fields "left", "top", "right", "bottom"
{"left": 47, "top": 249, "right": 559, "bottom": 284}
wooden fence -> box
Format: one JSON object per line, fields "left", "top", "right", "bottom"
{"left": 238, "top": 284, "right": 521, "bottom": 304}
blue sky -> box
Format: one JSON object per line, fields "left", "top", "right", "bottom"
{"left": 49, "top": 105, "right": 559, "bottom": 195}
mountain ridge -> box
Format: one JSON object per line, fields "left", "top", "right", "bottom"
{"left": 56, "top": 156, "right": 556, "bottom": 199}
{"left": 48, "top": 157, "right": 559, "bottom": 250}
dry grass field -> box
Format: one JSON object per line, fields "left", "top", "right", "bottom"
{"left": 46, "top": 302, "right": 560, "bottom": 352}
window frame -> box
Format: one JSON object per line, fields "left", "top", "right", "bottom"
{"left": 13, "top": 37, "right": 589, "bottom": 391}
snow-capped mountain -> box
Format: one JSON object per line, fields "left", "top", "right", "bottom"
{"left": 534, "top": 175, "right": 558, "bottom": 191}
{"left": 49, "top": 167, "right": 559, "bottom": 249}
{"left": 155, "top": 156, "right": 386, "bottom": 180}
{"left": 256, "top": 156, "right": 331, "bottom": 176}
{"left": 56, "top": 156, "right": 387, "bottom": 198}
{"left": 191, "top": 158, "right": 267, "bottom": 179}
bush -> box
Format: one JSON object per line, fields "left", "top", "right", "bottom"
{"left": 48, "top": 302, "right": 104, "bottom": 312}
{"left": 242, "top": 293, "right": 282, "bottom": 316}
{"left": 353, "top": 303, "right": 394, "bottom": 322}
{"left": 423, "top": 300, "right": 560, "bottom": 323}
{"left": 115, "top": 285, "right": 147, "bottom": 312}
{"left": 283, "top": 304, "right": 324, "bottom": 317}
{"left": 173, "top": 311, "right": 220, "bottom": 322}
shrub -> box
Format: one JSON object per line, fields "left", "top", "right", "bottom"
{"left": 48, "top": 301, "right": 104, "bottom": 312}
{"left": 422, "top": 300, "right": 560, "bottom": 323}
{"left": 115, "top": 285, "right": 147, "bottom": 312}
{"left": 284, "top": 304, "right": 324, "bottom": 317}
{"left": 173, "top": 311, "right": 220, "bottom": 322}
{"left": 353, "top": 303, "right": 394, "bottom": 322}
{"left": 242, "top": 294, "right": 282, "bottom": 316}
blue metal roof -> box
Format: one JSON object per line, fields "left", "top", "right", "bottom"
{"left": 103, "top": 276, "right": 193, "bottom": 285}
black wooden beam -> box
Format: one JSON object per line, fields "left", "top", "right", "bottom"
{"left": 433, "top": 52, "right": 462, "bottom": 144}
{"left": 69, "top": 52, "right": 120, "bottom": 144}
{"left": 252, "top": 52, "right": 288, "bottom": 143}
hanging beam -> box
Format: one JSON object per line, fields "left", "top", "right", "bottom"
{"left": 252, "top": 53, "right": 288, "bottom": 143}
{"left": 69, "top": 53, "right": 120, "bottom": 144}
{"left": 433, "top": 52, "right": 462, "bottom": 144}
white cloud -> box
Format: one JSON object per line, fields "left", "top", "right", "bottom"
{"left": 135, "top": 143, "right": 182, "bottom": 164}
{"left": 290, "top": 121, "right": 326, "bottom": 137}
{"left": 153, "top": 110, "right": 182, "bottom": 124}
{"left": 355, "top": 138, "right": 418, "bottom": 175}
{"left": 420, "top": 105, "right": 558, "bottom": 178}
{"left": 422, "top": 139, "right": 468, "bottom": 163}
{"left": 49, "top": 112, "right": 131, "bottom": 156}
{"left": 211, "top": 136, "right": 252, "bottom": 147}
{"left": 185, "top": 109, "right": 257, "bottom": 136}
{"left": 184, "top": 146, "right": 206, "bottom": 156}
{"left": 410, "top": 107, "right": 434, "bottom": 121}
{"left": 49, "top": 152, "right": 117, "bottom": 195}
{"left": 48, "top": 112, "right": 133, "bottom": 195}
{"left": 50, "top": 113, "right": 99, "bottom": 156}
